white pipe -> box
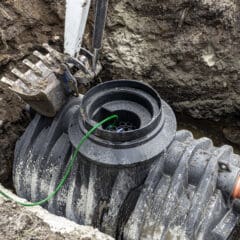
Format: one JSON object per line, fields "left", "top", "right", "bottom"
{"left": 64, "top": 0, "right": 91, "bottom": 57}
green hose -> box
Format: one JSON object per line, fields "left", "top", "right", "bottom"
{"left": 0, "top": 114, "right": 118, "bottom": 207}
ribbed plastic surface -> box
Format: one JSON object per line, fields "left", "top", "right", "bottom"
{"left": 124, "top": 130, "right": 240, "bottom": 240}
{"left": 13, "top": 82, "right": 240, "bottom": 239}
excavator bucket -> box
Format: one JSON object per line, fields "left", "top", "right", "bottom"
{"left": 0, "top": 44, "right": 66, "bottom": 117}
{"left": 0, "top": 0, "right": 108, "bottom": 117}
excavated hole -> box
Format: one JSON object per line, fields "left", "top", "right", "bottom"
{"left": 0, "top": 0, "right": 240, "bottom": 238}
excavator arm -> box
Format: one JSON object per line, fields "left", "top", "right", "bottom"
{"left": 0, "top": 0, "right": 109, "bottom": 117}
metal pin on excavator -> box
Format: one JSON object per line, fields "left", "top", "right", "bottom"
{"left": 0, "top": 0, "right": 108, "bottom": 117}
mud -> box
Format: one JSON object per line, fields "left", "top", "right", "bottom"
{"left": 0, "top": 0, "right": 63, "bottom": 183}
{"left": 0, "top": 201, "right": 74, "bottom": 240}
{"left": 0, "top": 88, "right": 29, "bottom": 185}
{"left": 0, "top": 0, "right": 240, "bottom": 239}
{"left": 177, "top": 113, "right": 240, "bottom": 153}
{"left": 101, "top": 0, "right": 240, "bottom": 121}
{"left": 0, "top": 195, "right": 113, "bottom": 240}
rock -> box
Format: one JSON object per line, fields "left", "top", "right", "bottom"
{"left": 0, "top": 54, "right": 11, "bottom": 65}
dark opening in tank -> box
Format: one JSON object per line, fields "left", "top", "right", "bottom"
{"left": 93, "top": 108, "right": 141, "bottom": 132}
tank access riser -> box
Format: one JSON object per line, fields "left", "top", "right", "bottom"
{"left": 13, "top": 80, "right": 240, "bottom": 240}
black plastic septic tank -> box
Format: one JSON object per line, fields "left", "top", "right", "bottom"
{"left": 13, "top": 80, "right": 240, "bottom": 240}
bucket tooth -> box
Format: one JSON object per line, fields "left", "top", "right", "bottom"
{"left": 46, "top": 53, "right": 56, "bottom": 65}
{"left": 33, "top": 51, "right": 53, "bottom": 65}
{"left": 0, "top": 76, "right": 14, "bottom": 87}
{"left": 11, "top": 68, "right": 31, "bottom": 87}
{"left": 43, "top": 43, "right": 63, "bottom": 62}
{"left": 25, "top": 69, "right": 41, "bottom": 84}
{"left": 23, "top": 59, "right": 42, "bottom": 76}
{"left": 35, "top": 60, "right": 51, "bottom": 75}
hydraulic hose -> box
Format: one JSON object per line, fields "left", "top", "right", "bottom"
{"left": 0, "top": 114, "right": 118, "bottom": 207}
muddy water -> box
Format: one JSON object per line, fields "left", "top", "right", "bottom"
{"left": 176, "top": 113, "right": 240, "bottom": 155}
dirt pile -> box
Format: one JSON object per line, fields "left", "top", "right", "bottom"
{"left": 0, "top": 186, "right": 113, "bottom": 240}
{"left": 0, "top": 0, "right": 63, "bottom": 183}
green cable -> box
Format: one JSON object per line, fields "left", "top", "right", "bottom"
{"left": 0, "top": 114, "right": 118, "bottom": 207}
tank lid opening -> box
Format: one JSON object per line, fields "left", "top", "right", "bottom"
{"left": 79, "top": 80, "right": 163, "bottom": 142}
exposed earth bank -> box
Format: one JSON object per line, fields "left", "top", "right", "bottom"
{"left": 0, "top": 0, "right": 63, "bottom": 183}
{"left": 0, "top": 1, "right": 240, "bottom": 238}
{"left": 101, "top": 0, "right": 240, "bottom": 121}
